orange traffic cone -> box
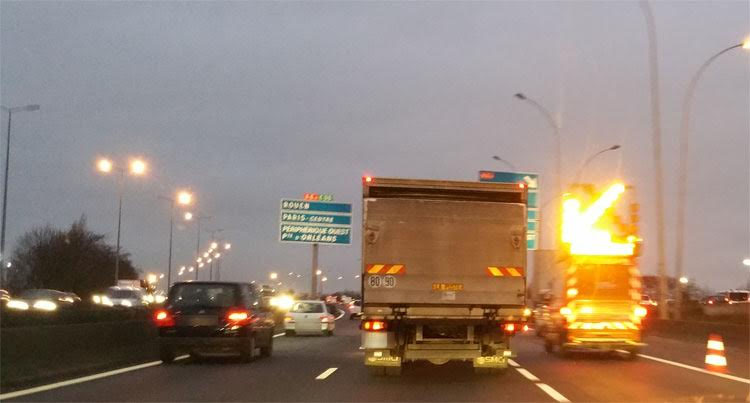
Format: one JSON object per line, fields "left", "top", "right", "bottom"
{"left": 704, "top": 333, "right": 727, "bottom": 373}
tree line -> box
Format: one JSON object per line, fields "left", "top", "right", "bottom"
{"left": 6, "top": 216, "right": 139, "bottom": 298}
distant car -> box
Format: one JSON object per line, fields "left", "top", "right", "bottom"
{"left": 348, "top": 300, "right": 362, "bottom": 320}
{"left": 155, "top": 281, "right": 275, "bottom": 363}
{"left": 105, "top": 286, "right": 146, "bottom": 308}
{"left": 284, "top": 300, "right": 336, "bottom": 336}
{"left": 701, "top": 295, "right": 725, "bottom": 305}
{"left": 6, "top": 289, "right": 79, "bottom": 311}
{"left": 725, "top": 290, "right": 749, "bottom": 304}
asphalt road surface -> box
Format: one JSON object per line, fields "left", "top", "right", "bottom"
{"left": 4, "top": 319, "right": 748, "bottom": 402}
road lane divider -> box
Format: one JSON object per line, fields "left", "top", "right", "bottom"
{"left": 507, "top": 360, "right": 570, "bottom": 402}
{"left": 515, "top": 368, "right": 540, "bottom": 382}
{"left": 0, "top": 355, "right": 189, "bottom": 400}
{"left": 315, "top": 367, "right": 338, "bottom": 380}
{"left": 273, "top": 332, "right": 286, "bottom": 338}
{"left": 537, "top": 383, "right": 571, "bottom": 403}
{"left": 638, "top": 353, "right": 750, "bottom": 384}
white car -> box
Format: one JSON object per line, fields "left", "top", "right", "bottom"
{"left": 284, "top": 300, "right": 336, "bottom": 336}
{"left": 105, "top": 286, "right": 146, "bottom": 308}
{"left": 348, "top": 300, "right": 362, "bottom": 320}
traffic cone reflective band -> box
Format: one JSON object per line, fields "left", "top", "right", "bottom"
{"left": 366, "top": 264, "right": 406, "bottom": 275}
{"left": 487, "top": 267, "right": 524, "bottom": 277}
{"left": 704, "top": 334, "right": 727, "bottom": 373}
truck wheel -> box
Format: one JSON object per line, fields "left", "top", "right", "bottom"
{"left": 159, "top": 346, "right": 175, "bottom": 364}
{"left": 368, "top": 366, "right": 386, "bottom": 376}
{"left": 240, "top": 335, "right": 255, "bottom": 363}
{"left": 285, "top": 330, "right": 295, "bottom": 337}
{"left": 544, "top": 339, "right": 555, "bottom": 354}
{"left": 385, "top": 366, "right": 402, "bottom": 377}
{"left": 260, "top": 334, "right": 273, "bottom": 357}
{"left": 325, "top": 329, "right": 334, "bottom": 337}
{"left": 625, "top": 348, "right": 640, "bottom": 360}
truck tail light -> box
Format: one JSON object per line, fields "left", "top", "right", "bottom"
{"left": 154, "top": 309, "right": 175, "bottom": 327}
{"left": 503, "top": 323, "right": 516, "bottom": 334}
{"left": 226, "top": 309, "right": 252, "bottom": 324}
{"left": 362, "top": 320, "right": 387, "bottom": 331}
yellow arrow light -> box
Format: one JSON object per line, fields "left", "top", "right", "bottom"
{"left": 562, "top": 182, "right": 635, "bottom": 256}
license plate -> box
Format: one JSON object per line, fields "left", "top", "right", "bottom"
{"left": 179, "top": 316, "right": 219, "bottom": 326}
{"left": 432, "top": 283, "right": 463, "bottom": 291}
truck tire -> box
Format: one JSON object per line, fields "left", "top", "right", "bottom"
{"left": 285, "top": 330, "right": 295, "bottom": 337}
{"left": 368, "top": 366, "right": 386, "bottom": 376}
{"left": 240, "top": 335, "right": 255, "bottom": 363}
{"left": 260, "top": 334, "right": 273, "bottom": 357}
{"left": 385, "top": 366, "right": 402, "bottom": 377}
{"left": 624, "top": 348, "right": 640, "bottom": 360}
{"left": 159, "top": 346, "right": 176, "bottom": 364}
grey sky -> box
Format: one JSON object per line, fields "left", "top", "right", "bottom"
{"left": 1, "top": 1, "right": 748, "bottom": 292}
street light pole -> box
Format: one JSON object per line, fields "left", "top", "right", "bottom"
{"left": 674, "top": 39, "right": 750, "bottom": 319}
{"left": 114, "top": 169, "right": 124, "bottom": 283}
{"left": 0, "top": 104, "right": 39, "bottom": 287}
{"left": 573, "top": 145, "right": 621, "bottom": 184}
{"left": 491, "top": 155, "right": 517, "bottom": 171}
{"left": 640, "top": 1, "right": 669, "bottom": 320}
{"left": 514, "top": 93, "right": 562, "bottom": 198}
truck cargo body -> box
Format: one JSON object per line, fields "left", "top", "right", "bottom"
{"left": 360, "top": 178, "right": 528, "bottom": 375}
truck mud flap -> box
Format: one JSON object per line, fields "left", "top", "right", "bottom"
{"left": 473, "top": 355, "right": 509, "bottom": 369}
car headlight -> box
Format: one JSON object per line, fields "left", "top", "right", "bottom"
{"left": 155, "top": 295, "right": 166, "bottom": 304}
{"left": 101, "top": 296, "right": 113, "bottom": 306}
{"left": 277, "top": 295, "right": 295, "bottom": 311}
{"left": 7, "top": 299, "right": 29, "bottom": 310}
{"left": 121, "top": 300, "right": 132, "bottom": 307}
{"left": 92, "top": 295, "right": 101, "bottom": 304}
{"left": 33, "top": 300, "right": 57, "bottom": 311}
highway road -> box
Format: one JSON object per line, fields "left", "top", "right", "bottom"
{"left": 4, "top": 319, "right": 748, "bottom": 402}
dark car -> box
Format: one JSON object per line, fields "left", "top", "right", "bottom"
{"left": 154, "top": 282, "right": 275, "bottom": 363}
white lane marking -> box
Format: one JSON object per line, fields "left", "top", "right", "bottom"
{"left": 515, "top": 368, "right": 540, "bottom": 382}
{"left": 638, "top": 353, "right": 750, "bottom": 384}
{"left": 0, "top": 355, "right": 189, "bottom": 400}
{"left": 273, "top": 332, "right": 285, "bottom": 338}
{"left": 508, "top": 359, "right": 520, "bottom": 367}
{"left": 536, "top": 383, "right": 571, "bottom": 403}
{"left": 315, "top": 367, "right": 338, "bottom": 380}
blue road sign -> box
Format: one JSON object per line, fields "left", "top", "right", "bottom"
{"left": 279, "top": 199, "right": 352, "bottom": 245}
{"left": 478, "top": 171, "right": 540, "bottom": 250}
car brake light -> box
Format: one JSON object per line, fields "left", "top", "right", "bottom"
{"left": 363, "top": 320, "right": 386, "bottom": 331}
{"left": 226, "top": 309, "right": 251, "bottom": 324}
{"left": 503, "top": 323, "right": 516, "bottom": 333}
{"left": 154, "top": 309, "right": 175, "bottom": 327}
{"left": 523, "top": 324, "right": 529, "bottom": 332}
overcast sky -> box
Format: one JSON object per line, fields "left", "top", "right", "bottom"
{"left": 1, "top": 1, "right": 748, "bottom": 292}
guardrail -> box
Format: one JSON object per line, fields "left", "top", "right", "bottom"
{"left": 0, "top": 317, "right": 159, "bottom": 389}
{"left": 644, "top": 318, "right": 748, "bottom": 350}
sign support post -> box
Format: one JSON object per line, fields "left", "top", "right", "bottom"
{"left": 311, "top": 243, "right": 319, "bottom": 297}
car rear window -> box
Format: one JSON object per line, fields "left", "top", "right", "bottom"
{"left": 169, "top": 284, "right": 238, "bottom": 308}
{"left": 291, "top": 302, "right": 324, "bottom": 313}
{"left": 728, "top": 292, "right": 748, "bottom": 302}
{"left": 108, "top": 290, "right": 141, "bottom": 299}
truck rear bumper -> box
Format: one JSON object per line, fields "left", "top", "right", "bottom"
{"left": 563, "top": 339, "right": 645, "bottom": 351}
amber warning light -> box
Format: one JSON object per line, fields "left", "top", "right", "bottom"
{"left": 363, "top": 176, "right": 373, "bottom": 184}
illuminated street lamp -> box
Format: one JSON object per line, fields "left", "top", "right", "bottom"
{"left": 183, "top": 212, "right": 193, "bottom": 221}
{"left": 315, "top": 269, "right": 322, "bottom": 276}
{"left": 321, "top": 277, "right": 328, "bottom": 282}
{"left": 491, "top": 155, "right": 517, "bottom": 171}
{"left": 210, "top": 241, "right": 218, "bottom": 250}
{"left": 160, "top": 189, "right": 194, "bottom": 288}
{"left": 224, "top": 243, "right": 231, "bottom": 250}
{"left": 147, "top": 273, "right": 158, "bottom": 285}
{"left": 678, "top": 276, "right": 689, "bottom": 285}
{"left": 674, "top": 37, "right": 750, "bottom": 320}
{"left": 743, "top": 258, "right": 750, "bottom": 267}
{"left": 270, "top": 272, "right": 278, "bottom": 280}
{"left": 214, "top": 253, "right": 220, "bottom": 258}
{"left": 95, "top": 156, "right": 147, "bottom": 284}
